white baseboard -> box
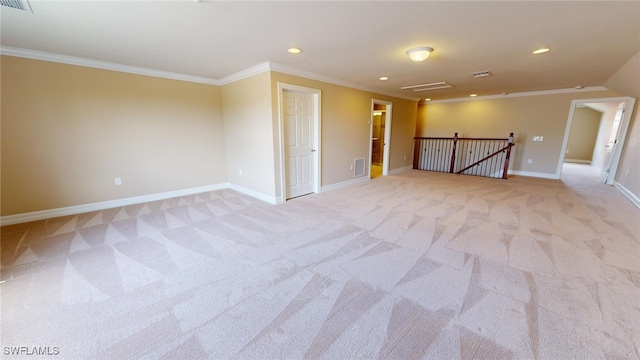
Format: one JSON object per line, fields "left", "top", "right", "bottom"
{"left": 614, "top": 182, "right": 640, "bottom": 209}
{"left": 564, "top": 159, "right": 592, "bottom": 164}
{"left": 226, "top": 184, "right": 278, "bottom": 205}
{"left": 507, "top": 170, "right": 559, "bottom": 180}
{"left": 1, "top": 182, "right": 282, "bottom": 226}
{"left": 321, "top": 177, "right": 370, "bottom": 192}
{"left": 388, "top": 165, "right": 413, "bottom": 175}
{"left": 0, "top": 183, "right": 231, "bottom": 226}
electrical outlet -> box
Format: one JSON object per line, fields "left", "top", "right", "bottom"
{"left": 350, "top": 164, "right": 354, "bottom": 170}
{"left": 626, "top": 169, "right": 630, "bottom": 176}
{"left": 114, "top": 177, "right": 122, "bottom": 186}
{"left": 527, "top": 159, "right": 533, "bottom": 164}
{"left": 403, "top": 155, "right": 407, "bottom": 160}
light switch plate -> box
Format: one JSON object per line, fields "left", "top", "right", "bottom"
{"left": 532, "top": 136, "right": 544, "bottom": 142}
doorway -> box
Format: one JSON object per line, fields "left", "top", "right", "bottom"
{"left": 370, "top": 99, "right": 392, "bottom": 178}
{"left": 278, "top": 83, "right": 321, "bottom": 201}
{"left": 559, "top": 97, "right": 635, "bottom": 184}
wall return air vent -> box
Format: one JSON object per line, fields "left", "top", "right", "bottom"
{"left": 354, "top": 158, "right": 366, "bottom": 177}
{"left": 1, "top": 0, "right": 32, "bottom": 12}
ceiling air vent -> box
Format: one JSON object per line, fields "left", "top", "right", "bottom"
{"left": 1, "top": 0, "right": 32, "bottom": 12}
{"left": 470, "top": 70, "right": 492, "bottom": 78}
{"left": 401, "top": 82, "right": 454, "bottom": 92}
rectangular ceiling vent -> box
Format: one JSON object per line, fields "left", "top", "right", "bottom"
{"left": 1, "top": 0, "right": 32, "bottom": 12}
{"left": 401, "top": 82, "right": 454, "bottom": 92}
{"left": 470, "top": 70, "right": 492, "bottom": 78}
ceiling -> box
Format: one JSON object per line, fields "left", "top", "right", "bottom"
{"left": 2, "top": 1, "right": 639, "bottom": 101}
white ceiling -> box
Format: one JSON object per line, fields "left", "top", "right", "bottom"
{"left": 2, "top": 1, "right": 639, "bottom": 100}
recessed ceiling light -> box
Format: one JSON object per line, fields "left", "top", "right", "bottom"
{"left": 470, "top": 94, "right": 478, "bottom": 97}
{"left": 379, "top": 76, "right": 389, "bottom": 81}
{"left": 533, "top": 48, "right": 550, "bottom": 54}
{"left": 288, "top": 48, "right": 302, "bottom": 54}
{"left": 424, "top": 98, "right": 431, "bottom": 102}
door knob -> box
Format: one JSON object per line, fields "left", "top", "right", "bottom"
{"left": 311, "top": 149, "right": 317, "bottom": 152}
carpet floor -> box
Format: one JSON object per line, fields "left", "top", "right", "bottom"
{"left": 1, "top": 164, "right": 639, "bottom": 359}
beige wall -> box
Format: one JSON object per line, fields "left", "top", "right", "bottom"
{"left": 417, "top": 90, "right": 619, "bottom": 175}
{"left": 221, "top": 72, "right": 276, "bottom": 198}
{"left": 606, "top": 51, "right": 640, "bottom": 199}
{"left": 1, "top": 56, "right": 227, "bottom": 216}
{"left": 270, "top": 72, "right": 417, "bottom": 194}
{"left": 565, "top": 107, "right": 601, "bottom": 162}
{"left": 6, "top": 49, "right": 636, "bottom": 217}
{"left": 604, "top": 52, "right": 640, "bottom": 99}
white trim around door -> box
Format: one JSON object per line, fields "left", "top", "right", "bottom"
{"left": 277, "top": 83, "right": 322, "bottom": 201}
{"left": 370, "top": 99, "right": 393, "bottom": 176}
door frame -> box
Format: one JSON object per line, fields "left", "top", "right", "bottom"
{"left": 559, "top": 96, "right": 635, "bottom": 184}
{"left": 369, "top": 99, "right": 393, "bottom": 177}
{"left": 277, "top": 82, "right": 322, "bottom": 201}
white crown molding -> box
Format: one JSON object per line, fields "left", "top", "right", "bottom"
{"left": 427, "top": 86, "right": 609, "bottom": 104}
{"left": 269, "top": 62, "right": 421, "bottom": 102}
{"left": 614, "top": 182, "right": 640, "bottom": 209}
{"left": 1, "top": 47, "right": 419, "bottom": 101}
{"left": 218, "top": 62, "right": 272, "bottom": 85}
{"left": 0, "top": 46, "right": 221, "bottom": 85}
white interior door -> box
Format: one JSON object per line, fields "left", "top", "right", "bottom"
{"left": 284, "top": 90, "right": 316, "bottom": 199}
{"left": 601, "top": 101, "right": 625, "bottom": 183}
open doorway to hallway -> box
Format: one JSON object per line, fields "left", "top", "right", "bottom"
{"left": 560, "top": 97, "right": 635, "bottom": 185}
{"left": 370, "top": 99, "right": 392, "bottom": 179}
{"left": 561, "top": 162, "right": 601, "bottom": 184}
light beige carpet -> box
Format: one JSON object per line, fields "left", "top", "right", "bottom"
{"left": 1, "top": 164, "right": 639, "bottom": 359}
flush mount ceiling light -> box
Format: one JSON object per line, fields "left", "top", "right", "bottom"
{"left": 533, "top": 48, "right": 550, "bottom": 54}
{"left": 406, "top": 47, "right": 434, "bottom": 62}
{"left": 379, "top": 76, "right": 389, "bottom": 81}
{"left": 288, "top": 47, "right": 302, "bottom": 54}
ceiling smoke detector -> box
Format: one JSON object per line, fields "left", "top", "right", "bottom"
{"left": 0, "top": 0, "right": 32, "bottom": 12}
{"left": 470, "top": 70, "right": 492, "bottom": 78}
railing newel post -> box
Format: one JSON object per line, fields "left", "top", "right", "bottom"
{"left": 449, "top": 132, "right": 458, "bottom": 173}
{"left": 413, "top": 138, "right": 420, "bottom": 169}
{"left": 502, "top": 132, "right": 514, "bottom": 179}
